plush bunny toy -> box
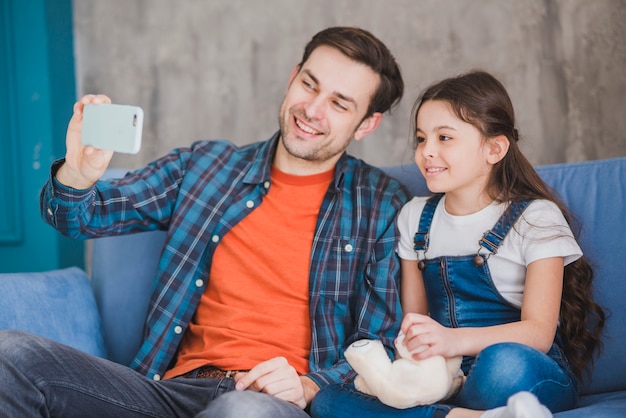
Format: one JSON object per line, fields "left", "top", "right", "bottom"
{"left": 344, "top": 333, "right": 465, "bottom": 409}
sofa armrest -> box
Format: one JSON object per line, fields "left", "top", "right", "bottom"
{"left": 0, "top": 267, "right": 106, "bottom": 358}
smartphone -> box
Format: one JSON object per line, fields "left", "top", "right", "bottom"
{"left": 81, "top": 103, "right": 144, "bottom": 154}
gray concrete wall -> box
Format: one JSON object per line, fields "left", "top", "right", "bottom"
{"left": 72, "top": 0, "right": 626, "bottom": 170}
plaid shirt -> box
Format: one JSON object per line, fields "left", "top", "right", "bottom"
{"left": 41, "top": 134, "right": 409, "bottom": 388}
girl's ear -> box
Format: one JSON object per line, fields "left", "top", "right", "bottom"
{"left": 486, "top": 135, "right": 510, "bottom": 165}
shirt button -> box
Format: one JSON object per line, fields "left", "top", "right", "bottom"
{"left": 153, "top": 374, "right": 161, "bottom": 381}
{"left": 344, "top": 244, "right": 353, "bottom": 252}
{"left": 211, "top": 235, "right": 219, "bottom": 243}
{"left": 174, "top": 326, "right": 183, "bottom": 334}
{"left": 47, "top": 208, "right": 53, "bottom": 216}
{"left": 264, "top": 181, "right": 270, "bottom": 189}
{"left": 246, "top": 200, "right": 255, "bottom": 208}
{"left": 195, "top": 279, "right": 204, "bottom": 288}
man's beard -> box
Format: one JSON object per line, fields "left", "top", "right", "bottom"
{"left": 278, "top": 107, "right": 351, "bottom": 163}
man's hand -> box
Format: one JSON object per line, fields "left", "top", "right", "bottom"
{"left": 56, "top": 94, "right": 114, "bottom": 189}
{"left": 233, "top": 357, "right": 319, "bottom": 409}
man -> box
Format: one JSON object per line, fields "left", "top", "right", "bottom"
{"left": 0, "top": 26, "right": 408, "bottom": 417}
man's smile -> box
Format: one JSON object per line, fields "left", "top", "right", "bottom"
{"left": 294, "top": 116, "right": 323, "bottom": 136}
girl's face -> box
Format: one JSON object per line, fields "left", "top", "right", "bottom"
{"left": 414, "top": 100, "right": 494, "bottom": 210}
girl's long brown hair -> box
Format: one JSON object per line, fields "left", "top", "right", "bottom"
{"left": 410, "top": 70, "right": 605, "bottom": 380}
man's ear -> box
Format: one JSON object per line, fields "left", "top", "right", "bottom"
{"left": 354, "top": 112, "right": 383, "bottom": 141}
{"left": 288, "top": 64, "right": 301, "bottom": 85}
{"left": 486, "top": 134, "right": 510, "bottom": 164}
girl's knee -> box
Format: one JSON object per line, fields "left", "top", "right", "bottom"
{"left": 460, "top": 343, "right": 573, "bottom": 409}
{"left": 476, "top": 343, "right": 540, "bottom": 375}
{"left": 464, "top": 344, "right": 545, "bottom": 398}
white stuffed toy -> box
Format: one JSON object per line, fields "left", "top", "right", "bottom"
{"left": 344, "top": 333, "right": 465, "bottom": 409}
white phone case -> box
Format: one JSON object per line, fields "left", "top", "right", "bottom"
{"left": 81, "top": 103, "right": 143, "bottom": 154}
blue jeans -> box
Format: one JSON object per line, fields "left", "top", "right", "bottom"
{"left": 310, "top": 342, "right": 577, "bottom": 418}
{"left": 0, "top": 330, "right": 308, "bottom": 417}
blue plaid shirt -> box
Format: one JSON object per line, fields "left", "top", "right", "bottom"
{"left": 41, "top": 134, "right": 409, "bottom": 388}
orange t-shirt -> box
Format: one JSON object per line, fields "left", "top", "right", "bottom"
{"left": 164, "top": 165, "right": 334, "bottom": 379}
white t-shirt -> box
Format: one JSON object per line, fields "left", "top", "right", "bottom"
{"left": 397, "top": 195, "right": 582, "bottom": 307}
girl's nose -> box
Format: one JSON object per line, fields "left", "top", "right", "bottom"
{"left": 420, "top": 138, "right": 437, "bottom": 158}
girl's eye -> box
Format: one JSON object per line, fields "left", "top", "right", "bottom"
{"left": 439, "top": 135, "right": 452, "bottom": 141}
{"left": 413, "top": 136, "right": 425, "bottom": 148}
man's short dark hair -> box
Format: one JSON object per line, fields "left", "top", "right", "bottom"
{"left": 299, "top": 26, "right": 404, "bottom": 118}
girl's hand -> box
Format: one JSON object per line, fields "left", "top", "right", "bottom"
{"left": 400, "top": 313, "right": 458, "bottom": 360}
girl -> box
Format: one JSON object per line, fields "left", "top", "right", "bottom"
{"left": 310, "top": 71, "right": 605, "bottom": 418}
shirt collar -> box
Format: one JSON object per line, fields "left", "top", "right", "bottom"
{"left": 243, "top": 131, "right": 349, "bottom": 191}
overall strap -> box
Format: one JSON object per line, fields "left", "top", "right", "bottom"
{"left": 413, "top": 194, "right": 443, "bottom": 252}
{"left": 479, "top": 199, "right": 532, "bottom": 254}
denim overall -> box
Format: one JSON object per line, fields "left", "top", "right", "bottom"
{"left": 412, "top": 194, "right": 577, "bottom": 411}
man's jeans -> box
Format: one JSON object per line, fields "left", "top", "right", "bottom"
{"left": 0, "top": 330, "right": 308, "bottom": 417}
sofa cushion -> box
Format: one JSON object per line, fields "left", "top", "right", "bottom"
{"left": 91, "top": 231, "right": 166, "bottom": 366}
{"left": 0, "top": 267, "right": 106, "bottom": 357}
{"left": 554, "top": 391, "right": 626, "bottom": 417}
{"left": 535, "top": 157, "right": 626, "bottom": 394}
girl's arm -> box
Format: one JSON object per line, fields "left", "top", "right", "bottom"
{"left": 402, "top": 256, "right": 564, "bottom": 359}
{"left": 517, "top": 256, "right": 564, "bottom": 351}
{"left": 400, "top": 258, "right": 428, "bottom": 315}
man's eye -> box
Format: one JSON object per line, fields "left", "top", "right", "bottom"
{"left": 334, "top": 101, "right": 348, "bottom": 111}
{"left": 303, "top": 80, "right": 314, "bottom": 90}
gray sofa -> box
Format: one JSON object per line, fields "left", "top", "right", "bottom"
{"left": 1, "top": 156, "right": 624, "bottom": 416}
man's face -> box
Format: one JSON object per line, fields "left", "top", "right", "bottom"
{"left": 276, "top": 45, "right": 382, "bottom": 174}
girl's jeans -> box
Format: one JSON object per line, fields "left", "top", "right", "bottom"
{"left": 0, "top": 330, "right": 308, "bottom": 418}
{"left": 311, "top": 342, "right": 577, "bottom": 418}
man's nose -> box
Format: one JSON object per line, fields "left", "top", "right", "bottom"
{"left": 304, "top": 95, "right": 325, "bottom": 120}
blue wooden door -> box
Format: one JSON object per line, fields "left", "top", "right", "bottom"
{"left": 0, "top": 0, "right": 83, "bottom": 272}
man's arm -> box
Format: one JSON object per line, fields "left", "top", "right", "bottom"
{"left": 303, "top": 177, "right": 409, "bottom": 389}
